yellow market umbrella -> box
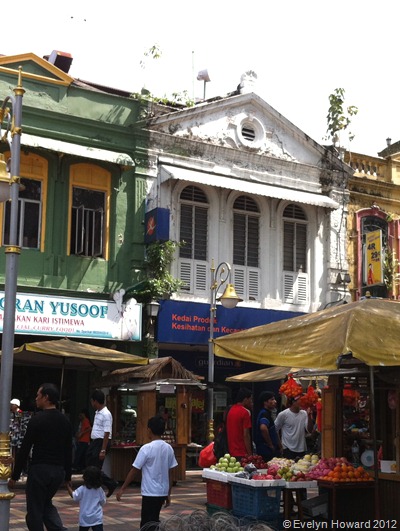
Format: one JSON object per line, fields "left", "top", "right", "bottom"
{"left": 1, "top": 337, "right": 148, "bottom": 398}
{"left": 214, "top": 298, "right": 400, "bottom": 369}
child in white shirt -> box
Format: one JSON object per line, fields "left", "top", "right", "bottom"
{"left": 67, "top": 465, "right": 106, "bottom": 531}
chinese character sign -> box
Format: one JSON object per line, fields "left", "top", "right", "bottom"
{"left": 365, "top": 230, "right": 383, "bottom": 285}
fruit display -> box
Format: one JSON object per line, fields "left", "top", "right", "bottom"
{"left": 251, "top": 472, "right": 276, "bottom": 480}
{"left": 303, "top": 456, "right": 373, "bottom": 482}
{"left": 318, "top": 461, "right": 373, "bottom": 482}
{"left": 303, "top": 456, "right": 348, "bottom": 480}
{"left": 292, "top": 454, "right": 319, "bottom": 474}
{"left": 240, "top": 454, "right": 268, "bottom": 469}
{"left": 210, "top": 454, "right": 244, "bottom": 473}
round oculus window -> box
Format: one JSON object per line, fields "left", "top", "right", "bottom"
{"left": 237, "top": 117, "right": 264, "bottom": 147}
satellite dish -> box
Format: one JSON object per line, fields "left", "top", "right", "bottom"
{"left": 197, "top": 69, "right": 211, "bottom": 82}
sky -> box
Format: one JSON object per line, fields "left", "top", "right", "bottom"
{"left": 5, "top": 0, "right": 400, "bottom": 156}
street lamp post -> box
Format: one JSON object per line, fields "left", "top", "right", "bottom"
{"left": 0, "top": 67, "right": 24, "bottom": 530}
{"left": 207, "top": 259, "right": 241, "bottom": 442}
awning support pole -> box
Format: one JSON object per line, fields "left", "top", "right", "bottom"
{"left": 369, "top": 365, "right": 379, "bottom": 518}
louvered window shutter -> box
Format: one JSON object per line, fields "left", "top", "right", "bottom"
{"left": 283, "top": 205, "right": 308, "bottom": 303}
{"left": 178, "top": 186, "right": 209, "bottom": 294}
{"left": 233, "top": 197, "right": 260, "bottom": 300}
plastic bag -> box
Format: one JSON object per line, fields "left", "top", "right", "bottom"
{"left": 198, "top": 442, "right": 217, "bottom": 468}
{"left": 300, "top": 385, "right": 319, "bottom": 408}
{"left": 279, "top": 374, "right": 303, "bottom": 398}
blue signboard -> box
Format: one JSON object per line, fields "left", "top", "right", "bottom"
{"left": 157, "top": 300, "right": 302, "bottom": 345}
{"left": 144, "top": 208, "right": 170, "bottom": 244}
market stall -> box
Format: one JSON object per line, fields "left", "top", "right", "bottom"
{"left": 214, "top": 298, "right": 400, "bottom": 519}
{"left": 94, "top": 356, "right": 206, "bottom": 482}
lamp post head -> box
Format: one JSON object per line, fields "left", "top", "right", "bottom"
{"left": 146, "top": 300, "right": 160, "bottom": 318}
{"left": 218, "top": 283, "right": 242, "bottom": 309}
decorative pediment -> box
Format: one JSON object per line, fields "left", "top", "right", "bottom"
{"left": 0, "top": 53, "right": 73, "bottom": 87}
{"left": 149, "top": 91, "right": 332, "bottom": 167}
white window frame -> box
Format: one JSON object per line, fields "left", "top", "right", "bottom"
{"left": 282, "top": 204, "right": 309, "bottom": 305}
{"left": 232, "top": 195, "right": 260, "bottom": 300}
{"left": 178, "top": 185, "right": 209, "bottom": 295}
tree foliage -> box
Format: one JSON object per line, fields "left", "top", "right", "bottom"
{"left": 326, "top": 88, "right": 358, "bottom": 145}
{"left": 134, "top": 44, "right": 194, "bottom": 107}
{"left": 134, "top": 240, "right": 185, "bottom": 302}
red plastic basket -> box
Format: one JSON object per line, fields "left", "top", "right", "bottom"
{"left": 206, "top": 479, "right": 233, "bottom": 509}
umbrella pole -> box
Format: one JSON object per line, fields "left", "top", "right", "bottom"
{"left": 60, "top": 358, "right": 65, "bottom": 411}
{"left": 369, "top": 365, "right": 379, "bottom": 517}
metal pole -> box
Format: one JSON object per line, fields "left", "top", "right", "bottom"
{"left": 0, "top": 67, "right": 24, "bottom": 530}
{"left": 369, "top": 365, "right": 380, "bottom": 517}
{"left": 207, "top": 261, "right": 216, "bottom": 442}
{"left": 207, "top": 260, "right": 239, "bottom": 442}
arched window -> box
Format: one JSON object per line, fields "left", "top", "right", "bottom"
{"left": 283, "top": 204, "right": 308, "bottom": 304}
{"left": 232, "top": 195, "right": 260, "bottom": 300}
{"left": 178, "top": 185, "right": 208, "bottom": 294}
{"left": 283, "top": 204, "right": 307, "bottom": 272}
{"left": 360, "top": 215, "right": 388, "bottom": 298}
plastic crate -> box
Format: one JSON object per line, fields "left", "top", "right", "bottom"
{"left": 206, "top": 478, "right": 232, "bottom": 509}
{"left": 231, "top": 483, "right": 282, "bottom": 521}
{"left": 206, "top": 503, "right": 231, "bottom": 516}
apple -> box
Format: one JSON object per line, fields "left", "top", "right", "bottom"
{"left": 224, "top": 453, "right": 231, "bottom": 459}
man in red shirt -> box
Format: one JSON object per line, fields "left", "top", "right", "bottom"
{"left": 226, "top": 388, "right": 253, "bottom": 460}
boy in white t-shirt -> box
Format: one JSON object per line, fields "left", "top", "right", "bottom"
{"left": 67, "top": 466, "right": 106, "bottom": 531}
{"left": 116, "top": 416, "right": 178, "bottom": 530}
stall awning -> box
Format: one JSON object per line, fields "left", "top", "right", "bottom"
{"left": 226, "top": 366, "right": 300, "bottom": 382}
{"left": 21, "top": 134, "right": 134, "bottom": 166}
{"left": 160, "top": 165, "right": 339, "bottom": 209}
{"left": 214, "top": 298, "right": 400, "bottom": 370}
{"left": 118, "top": 378, "right": 207, "bottom": 392}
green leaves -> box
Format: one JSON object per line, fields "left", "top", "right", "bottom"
{"left": 135, "top": 241, "right": 185, "bottom": 302}
{"left": 325, "top": 88, "right": 358, "bottom": 145}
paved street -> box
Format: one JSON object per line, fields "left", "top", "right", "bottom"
{"left": 9, "top": 470, "right": 208, "bottom": 531}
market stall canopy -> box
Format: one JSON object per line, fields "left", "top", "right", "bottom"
{"left": 94, "top": 356, "right": 205, "bottom": 390}
{"left": 2, "top": 338, "right": 148, "bottom": 370}
{"left": 226, "top": 365, "right": 300, "bottom": 382}
{"left": 226, "top": 364, "right": 369, "bottom": 383}
{"left": 214, "top": 298, "right": 400, "bottom": 370}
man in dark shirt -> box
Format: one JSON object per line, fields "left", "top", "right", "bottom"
{"left": 8, "top": 383, "right": 72, "bottom": 531}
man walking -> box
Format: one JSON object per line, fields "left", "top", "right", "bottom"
{"left": 9, "top": 383, "right": 72, "bottom": 531}
{"left": 86, "top": 389, "right": 118, "bottom": 497}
